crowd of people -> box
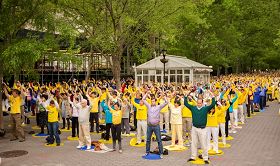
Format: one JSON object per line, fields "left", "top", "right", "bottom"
{"left": 1, "top": 73, "right": 279, "bottom": 164}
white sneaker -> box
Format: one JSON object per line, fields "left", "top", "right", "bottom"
{"left": 160, "top": 154, "right": 163, "bottom": 159}
{"left": 76, "top": 145, "right": 82, "bottom": 149}
{"left": 232, "top": 130, "right": 237, "bottom": 134}
{"left": 119, "top": 150, "right": 123, "bottom": 153}
{"left": 86, "top": 146, "right": 91, "bottom": 150}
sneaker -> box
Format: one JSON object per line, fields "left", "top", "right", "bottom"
{"left": 126, "top": 134, "right": 130, "bottom": 136}
{"left": 144, "top": 153, "right": 149, "bottom": 156}
{"left": 56, "top": 143, "right": 60, "bottom": 146}
{"left": 232, "top": 130, "right": 237, "bottom": 134}
{"left": 76, "top": 145, "right": 83, "bottom": 149}
{"left": 19, "top": 139, "right": 25, "bottom": 142}
{"left": 119, "top": 150, "right": 123, "bottom": 153}
{"left": 187, "top": 158, "right": 195, "bottom": 162}
{"left": 185, "top": 142, "right": 191, "bottom": 147}
{"left": 198, "top": 154, "right": 203, "bottom": 159}
{"left": 160, "top": 155, "right": 163, "bottom": 159}
{"left": 204, "top": 160, "right": 210, "bottom": 164}
{"left": 135, "top": 143, "right": 140, "bottom": 145}
{"left": 10, "top": 138, "right": 18, "bottom": 141}
{"left": 86, "top": 146, "right": 91, "bottom": 150}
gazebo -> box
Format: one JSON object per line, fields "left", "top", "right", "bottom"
{"left": 133, "top": 55, "right": 212, "bottom": 86}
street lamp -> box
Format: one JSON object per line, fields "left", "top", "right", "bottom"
{"left": 160, "top": 49, "right": 168, "bottom": 83}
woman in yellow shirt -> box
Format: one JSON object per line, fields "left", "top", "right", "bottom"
{"left": 217, "top": 100, "right": 230, "bottom": 146}
{"left": 46, "top": 100, "right": 61, "bottom": 146}
{"left": 206, "top": 102, "right": 221, "bottom": 154}
{"left": 108, "top": 101, "right": 123, "bottom": 153}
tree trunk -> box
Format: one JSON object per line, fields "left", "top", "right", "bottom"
{"left": 225, "top": 67, "right": 228, "bottom": 75}
{"left": 86, "top": 46, "right": 94, "bottom": 81}
{"left": 111, "top": 55, "right": 121, "bottom": 90}
{"left": 0, "top": 66, "right": 4, "bottom": 130}
{"left": 217, "top": 66, "right": 221, "bottom": 77}
{"left": 85, "top": 55, "right": 93, "bottom": 81}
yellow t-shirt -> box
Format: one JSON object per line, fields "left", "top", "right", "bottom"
{"left": 182, "top": 100, "right": 196, "bottom": 118}
{"left": 47, "top": 106, "right": 59, "bottom": 122}
{"left": 206, "top": 108, "right": 220, "bottom": 127}
{"left": 9, "top": 96, "right": 22, "bottom": 114}
{"left": 217, "top": 102, "right": 230, "bottom": 123}
{"left": 90, "top": 97, "right": 100, "bottom": 113}
{"left": 99, "top": 92, "right": 107, "bottom": 102}
{"left": 110, "top": 109, "right": 122, "bottom": 125}
{"left": 132, "top": 98, "right": 147, "bottom": 120}
{"left": 160, "top": 99, "right": 169, "bottom": 113}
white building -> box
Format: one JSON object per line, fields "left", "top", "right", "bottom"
{"left": 134, "top": 55, "right": 212, "bottom": 86}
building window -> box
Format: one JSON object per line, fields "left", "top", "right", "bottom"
{"left": 170, "top": 75, "right": 176, "bottom": 83}
{"left": 143, "top": 70, "right": 148, "bottom": 74}
{"left": 137, "top": 70, "right": 142, "bottom": 74}
{"left": 184, "top": 70, "right": 190, "bottom": 74}
{"left": 177, "top": 70, "right": 182, "bottom": 74}
{"left": 137, "top": 76, "right": 142, "bottom": 83}
{"left": 156, "top": 70, "right": 162, "bottom": 74}
{"left": 157, "top": 76, "right": 161, "bottom": 82}
{"left": 177, "top": 75, "right": 183, "bottom": 83}
{"left": 170, "top": 70, "right": 176, "bottom": 74}
{"left": 143, "top": 76, "right": 148, "bottom": 82}
{"left": 185, "top": 76, "right": 190, "bottom": 82}
{"left": 150, "top": 75, "right": 155, "bottom": 82}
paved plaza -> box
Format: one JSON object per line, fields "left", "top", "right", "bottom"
{"left": 1, "top": 102, "right": 280, "bottom": 166}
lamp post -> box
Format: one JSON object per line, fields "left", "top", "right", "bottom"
{"left": 160, "top": 49, "right": 168, "bottom": 83}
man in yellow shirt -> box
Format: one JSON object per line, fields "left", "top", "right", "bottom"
{"left": 4, "top": 86, "right": 25, "bottom": 142}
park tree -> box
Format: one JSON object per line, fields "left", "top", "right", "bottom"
{"left": 0, "top": 0, "right": 78, "bottom": 135}
{"left": 59, "top": 0, "right": 186, "bottom": 89}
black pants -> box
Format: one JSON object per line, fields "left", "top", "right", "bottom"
{"left": 62, "top": 117, "right": 70, "bottom": 129}
{"left": 133, "top": 111, "right": 137, "bottom": 129}
{"left": 111, "top": 124, "right": 122, "bottom": 150}
{"left": 225, "top": 109, "right": 230, "bottom": 137}
{"left": 26, "top": 100, "right": 33, "bottom": 115}
{"left": 105, "top": 123, "right": 112, "bottom": 140}
{"left": 260, "top": 96, "right": 265, "bottom": 110}
{"left": 71, "top": 117, "right": 79, "bottom": 137}
{"left": 247, "top": 101, "right": 253, "bottom": 117}
{"left": 267, "top": 94, "right": 272, "bottom": 101}
{"left": 89, "top": 112, "right": 99, "bottom": 133}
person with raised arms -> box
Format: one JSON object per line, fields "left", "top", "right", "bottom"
{"left": 185, "top": 89, "right": 216, "bottom": 164}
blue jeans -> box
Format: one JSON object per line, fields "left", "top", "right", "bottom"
{"left": 48, "top": 122, "right": 60, "bottom": 144}
{"left": 146, "top": 124, "right": 163, "bottom": 155}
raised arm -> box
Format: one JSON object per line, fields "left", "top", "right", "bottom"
{"left": 4, "top": 84, "right": 10, "bottom": 98}
{"left": 159, "top": 97, "right": 168, "bottom": 110}
{"left": 142, "top": 94, "right": 151, "bottom": 108}
{"left": 184, "top": 96, "right": 194, "bottom": 110}
{"left": 205, "top": 97, "right": 216, "bottom": 112}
